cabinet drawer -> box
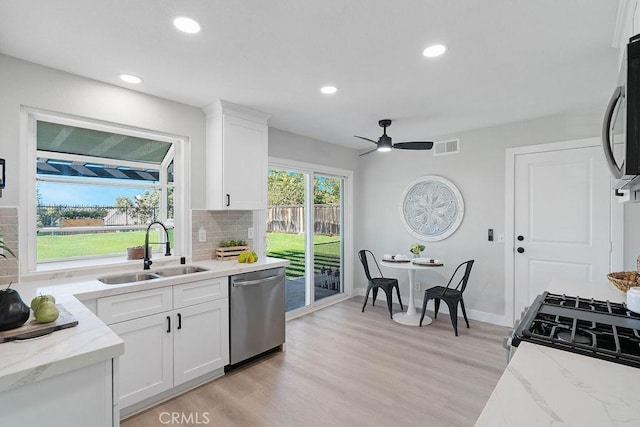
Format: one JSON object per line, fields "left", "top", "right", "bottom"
{"left": 98, "top": 287, "right": 173, "bottom": 325}
{"left": 173, "top": 277, "right": 228, "bottom": 308}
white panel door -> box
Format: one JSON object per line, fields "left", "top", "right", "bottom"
{"left": 173, "top": 299, "right": 229, "bottom": 386}
{"left": 514, "top": 145, "right": 611, "bottom": 315}
{"left": 110, "top": 312, "right": 173, "bottom": 408}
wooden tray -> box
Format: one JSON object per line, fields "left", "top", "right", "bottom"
{"left": 0, "top": 304, "right": 78, "bottom": 343}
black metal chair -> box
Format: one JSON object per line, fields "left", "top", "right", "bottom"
{"left": 358, "top": 250, "right": 403, "bottom": 319}
{"left": 419, "top": 260, "right": 474, "bottom": 336}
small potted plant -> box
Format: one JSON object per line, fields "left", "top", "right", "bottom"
{"left": 0, "top": 236, "right": 16, "bottom": 259}
{"left": 410, "top": 243, "right": 425, "bottom": 258}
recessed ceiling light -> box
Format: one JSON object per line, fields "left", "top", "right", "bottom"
{"left": 422, "top": 44, "right": 447, "bottom": 58}
{"left": 173, "top": 16, "right": 201, "bottom": 34}
{"left": 119, "top": 74, "right": 143, "bottom": 84}
{"left": 320, "top": 86, "right": 338, "bottom": 95}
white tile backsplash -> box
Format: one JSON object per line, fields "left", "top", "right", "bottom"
{"left": 191, "top": 210, "right": 253, "bottom": 261}
{"left": 0, "top": 207, "right": 19, "bottom": 285}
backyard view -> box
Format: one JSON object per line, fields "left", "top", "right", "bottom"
{"left": 38, "top": 229, "right": 175, "bottom": 260}
{"left": 36, "top": 187, "right": 171, "bottom": 261}
{"left": 266, "top": 232, "right": 340, "bottom": 279}
{"left": 34, "top": 119, "right": 176, "bottom": 264}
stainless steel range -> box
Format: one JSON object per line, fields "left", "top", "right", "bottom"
{"left": 511, "top": 292, "right": 640, "bottom": 368}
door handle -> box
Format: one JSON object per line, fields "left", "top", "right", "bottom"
{"left": 166, "top": 316, "right": 171, "bottom": 333}
{"left": 601, "top": 85, "right": 624, "bottom": 179}
{"left": 517, "top": 247, "right": 525, "bottom": 254}
{"left": 517, "top": 235, "right": 524, "bottom": 241}
{"left": 177, "top": 313, "right": 182, "bottom": 330}
{"left": 226, "top": 194, "right": 230, "bottom": 207}
{"left": 233, "top": 274, "right": 283, "bottom": 287}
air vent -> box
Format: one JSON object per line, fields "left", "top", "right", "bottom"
{"left": 433, "top": 139, "right": 459, "bottom": 156}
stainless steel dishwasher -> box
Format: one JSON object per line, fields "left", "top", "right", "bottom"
{"left": 228, "top": 267, "right": 285, "bottom": 368}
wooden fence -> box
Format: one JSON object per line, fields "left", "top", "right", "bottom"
{"left": 267, "top": 204, "right": 340, "bottom": 235}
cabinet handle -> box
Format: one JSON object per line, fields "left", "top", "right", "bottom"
{"left": 177, "top": 313, "right": 182, "bottom": 330}
{"left": 166, "top": 316, "right": 171, "bottom": 333}
{"left": 226, "top": 194, "right": 230, "bottom": 207}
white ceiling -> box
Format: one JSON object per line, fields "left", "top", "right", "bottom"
{"left": 0, "top": 0, "right": 621, "bottom": 151}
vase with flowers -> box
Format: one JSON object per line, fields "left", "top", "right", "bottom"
{"left": 410, "top": 243, "right": 425, "bottom": 258}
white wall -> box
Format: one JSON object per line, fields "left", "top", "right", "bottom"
{"left": 268, "top": 127, "right": 359, "bottom": 172}
{"left": 355, "top": 110, "right": 638, "bottom": 322}
{"left": 0, "top": 54, "right": 207, "bottom": 209}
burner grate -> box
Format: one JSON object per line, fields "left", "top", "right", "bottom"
{"left": 513, "top": 292, "right": 640, "bottom": 368}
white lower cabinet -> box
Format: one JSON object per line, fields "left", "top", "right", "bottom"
{"left": 0, "top": 360, "right": 115, "bottom": 427}
{"left": 98, "top": 277, "right": 229, "bottom": 410}
{"left": 110, "top": 312, "right": 173, "bottom": 408}
{"left": 174, "top": 299, "right": 229, "bottom": 385}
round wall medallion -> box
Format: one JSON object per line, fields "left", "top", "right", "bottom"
{"left": 399, "top": 175, "right": 464, "bottom": 241}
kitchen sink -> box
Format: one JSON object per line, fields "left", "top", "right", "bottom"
{"left": 155, "top": 266, "right": 209, "bottom": 277}
{"left": 97, "top": 265, "right": 209, "bottom": 284}
{"left": 98, "top": 272, "right": 161, "bottom": 285}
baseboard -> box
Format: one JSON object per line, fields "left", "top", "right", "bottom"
{"left": 354, "top": 288, "right": 511, "bottom": 327}
{"left": 120, "top": 368, "right": 225, "bottom": 420}
{"left": 286, "top": 293, "right": 352, "bottom": 321}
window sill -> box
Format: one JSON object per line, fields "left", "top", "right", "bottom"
{"left": 22, "top": 254, "right": 185, "bottom": 283}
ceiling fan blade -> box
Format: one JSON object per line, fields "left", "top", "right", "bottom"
{"left": 358, "top": 147, "right": 378, "bottom": 156}
{"left": 354, "top": 136, "right": 378, "bottom": 145}
{"left": 392, "top": 141, "right": 434, "bottom": 150}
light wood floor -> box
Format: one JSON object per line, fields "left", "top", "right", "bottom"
{"left": 121, "top": 298, "right": 509, "bottom": 427}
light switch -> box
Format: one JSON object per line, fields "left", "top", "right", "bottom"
{"left": 198, "top": 226, "right": 207, "bottom": 242}
{"left": 248, "top": 227, "right": 254, "bottom": 239}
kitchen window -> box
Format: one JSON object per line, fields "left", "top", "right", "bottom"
{"left": 21, "top": 110, "right": 189, "bottom": 273}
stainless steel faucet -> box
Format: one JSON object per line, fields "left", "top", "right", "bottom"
{"left": 143, "top": 221, "right": 171, "bottom": 270}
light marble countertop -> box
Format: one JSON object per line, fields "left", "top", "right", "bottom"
{"left": 0, "top": 257, "right": 289, "bottom": 393}
{"left": 0, "top": 295, "right": 124, "bottom": 392}
{"left": 476, "top": 341, "right": 640, "bottom": 426}
{"left": 476, "top": 279, "right": 639, "bottom": 426}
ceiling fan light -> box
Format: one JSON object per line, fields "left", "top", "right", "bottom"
{"left": 377, "top": 144, "right": 392, "bottom": 152}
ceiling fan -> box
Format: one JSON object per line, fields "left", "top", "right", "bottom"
{"left": 355, "top": 119, "right": 434, "bottom": 156}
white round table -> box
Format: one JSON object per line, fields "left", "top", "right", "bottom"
{"left": 380, "top": 259, "right": 444, "bottom": 326}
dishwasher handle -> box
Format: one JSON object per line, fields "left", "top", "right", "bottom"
{"left": 233, "top": 274, "right": 282, "bottom": 287}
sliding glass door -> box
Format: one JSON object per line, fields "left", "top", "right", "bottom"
{"left": 313, "top": 174, "right": 343, "bottom": 302}
{"left": 266, "top": 168, "right": 345, "bottom": 312}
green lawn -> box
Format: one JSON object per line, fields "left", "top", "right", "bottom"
{"left": 267, "top": 232, "right": 341, "bottom": 279}
{"left": 37, "top": 229, "right": 174, "bottom": 260}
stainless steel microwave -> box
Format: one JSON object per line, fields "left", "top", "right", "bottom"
{"left": 602, "top": 33, "right": 640, "bottom": 198}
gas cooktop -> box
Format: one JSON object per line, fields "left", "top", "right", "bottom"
{"left": 513, "top": 292, "right": 640, "bottom": 368}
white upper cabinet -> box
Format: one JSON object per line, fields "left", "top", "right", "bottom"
{"left": 203, "top": 100, "right": 270, "bottom": 210}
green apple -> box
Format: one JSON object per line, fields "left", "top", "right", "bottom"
{"left": 30, "top": 294, "right": 56, "bottom": 311}
{"left": 34, "top": 301, "right": 59, "bottom": 323}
